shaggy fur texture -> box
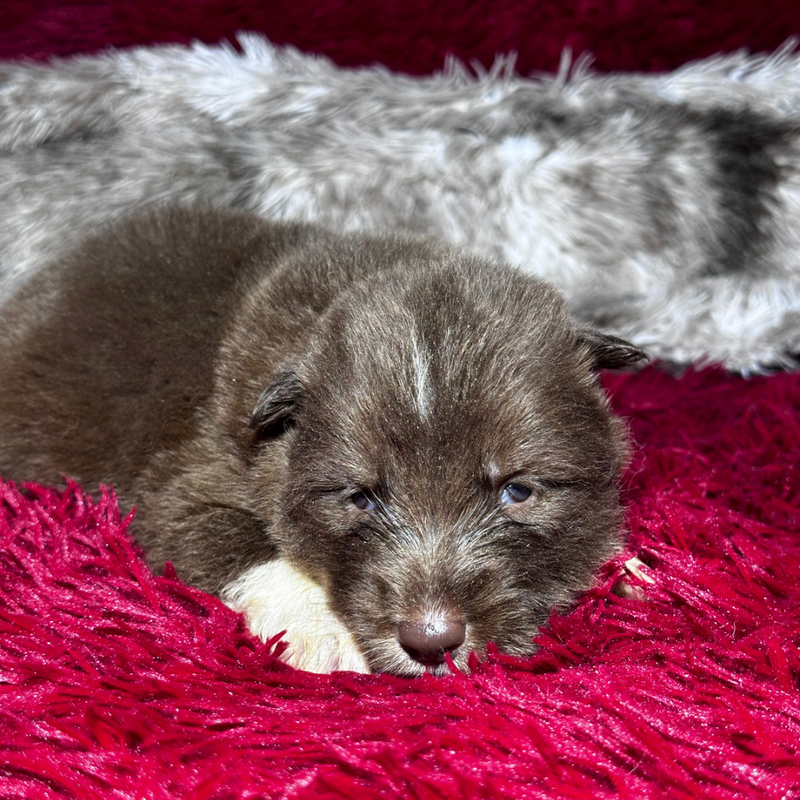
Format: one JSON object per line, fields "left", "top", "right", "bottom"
{"left": 1, "top": 366, "right": 799, "bottom": 798}
{"left": 0, "top": 206, "right": 643, "bottom": 676}
{"left": 3, "top": 37, "right": 800, "bottom": 370}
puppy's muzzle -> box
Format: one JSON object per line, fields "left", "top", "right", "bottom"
{"left": 397, "top": 617, "right": 466, "bottom": 667}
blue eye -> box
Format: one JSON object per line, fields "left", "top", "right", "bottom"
{"left": 500, "top": 483, "right": 532, "bottom": 505}
{"left": 350, "top": 490, "right": 376, "bottom": 511}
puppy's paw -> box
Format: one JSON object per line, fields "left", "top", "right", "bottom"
{"left": 221, "top": 559, "right": 370, "bottom": 674}
{"left": 613, "top": 556, "right": 655, "bottom": 600}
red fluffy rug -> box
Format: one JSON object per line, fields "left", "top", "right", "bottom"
{"left": 2, "top": 367, "right": 799, "bottom": 798}
{"left": 2, "top": 2, "right": 800, "bottom": 798}
{"left": 3, "top": 0, "right": 800, "bottom": 74}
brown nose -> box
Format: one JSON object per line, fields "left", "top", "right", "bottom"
{"left": 398, "top": 619, "right": 467, "bottom": 666}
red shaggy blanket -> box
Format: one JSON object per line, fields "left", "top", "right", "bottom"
{"left": 2, "top": 367, "right": 799, "bottom": 799}
{"left": 3, "top": 2, "right": 800, "bottom": 798}
{"left": 4, "top": 0, "right": 800, "bottom": 74}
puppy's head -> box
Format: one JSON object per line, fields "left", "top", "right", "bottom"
{"left": 252, "top": 257, "right": 644, "bottom": 676}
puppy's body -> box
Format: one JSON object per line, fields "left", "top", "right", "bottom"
{"left": 0, "top": 207, "right": 643, "bottom": 675}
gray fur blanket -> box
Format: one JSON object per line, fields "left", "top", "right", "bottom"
{"left": 2, "top": 35, "right": 800, "bottom": 371}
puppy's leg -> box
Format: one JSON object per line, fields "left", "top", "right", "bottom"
{"left": 142, "top": 489, "right": 369, "bottom": 672}
{"left": 138, "top": 449, "right": 369, "bottom": 673}
{"left": 222, "top": 560, "right": 370, "bottom": 674}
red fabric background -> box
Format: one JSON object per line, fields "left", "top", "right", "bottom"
{"left": 1, "top": 3, "right": 800, "bottom": 798}
{"left": 3, "top": 0, "right": 800, "bottom": 74}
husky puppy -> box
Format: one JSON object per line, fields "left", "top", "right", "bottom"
{"left": 0, "top": 207, "right": 644, "bottom": 675}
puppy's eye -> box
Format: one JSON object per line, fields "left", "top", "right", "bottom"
{"left": 500, "top": 483, "right": 532, "bottom": 505}
{"left": 350, "top": 490, "right": 376, "bottom": 512}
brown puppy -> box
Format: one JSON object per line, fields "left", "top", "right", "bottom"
{"left": 0, "top": 207, "right": 644, "bottom": 675}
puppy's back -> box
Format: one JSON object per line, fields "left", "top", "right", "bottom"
{"left": 0, "top": 207, "right": 302, "bottom": 493}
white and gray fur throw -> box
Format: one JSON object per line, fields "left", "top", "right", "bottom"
{"left": 2, "top": 35, "right": 800, "bottom": 371}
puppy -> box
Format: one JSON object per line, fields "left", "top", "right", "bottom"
{"left": 0, "top": 207, "right": 644, "bottom": 675}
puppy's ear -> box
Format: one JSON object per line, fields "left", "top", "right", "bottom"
{"left": 249, "top": 370, "right": 305, "bottom": 433}
{"left": 577, "top": 329, "right": 648, "bottom": 370}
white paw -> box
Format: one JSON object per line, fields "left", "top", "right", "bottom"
{"left": 221, "top": 559, "right": 370, "bottom": 674}
{"left": 614, "top": 556, "right": 655, "bottom": 600}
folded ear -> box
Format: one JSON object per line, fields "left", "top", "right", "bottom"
{"left": 249, "top": 370, "right": 305, "bottom": 434}
{"left": 577, "top": 329, "right": 648, "bottom": 370}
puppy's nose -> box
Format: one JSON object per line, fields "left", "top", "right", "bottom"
{"left": 398, "top": 618, "right": 466, "bottom": 666}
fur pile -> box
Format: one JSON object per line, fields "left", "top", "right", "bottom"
{"left": 1, "top": 366, "right": 799, "bottom": 798}
{"left": 4, "top": 37, "right": 800, "bottom": 370}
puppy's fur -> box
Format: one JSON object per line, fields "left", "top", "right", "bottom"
{"left": 0, "top": 207, "right": 644, "bottom": 675}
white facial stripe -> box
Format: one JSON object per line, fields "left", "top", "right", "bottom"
{"left": 221, "top": 559, "right": 370, "bottom": 674}
{"left": 410, "top": 330, "right": 433, "bottom": 419}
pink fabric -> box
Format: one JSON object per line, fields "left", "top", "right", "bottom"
{"left": 2, "top": 366, "right": 799, "bottom": 798}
